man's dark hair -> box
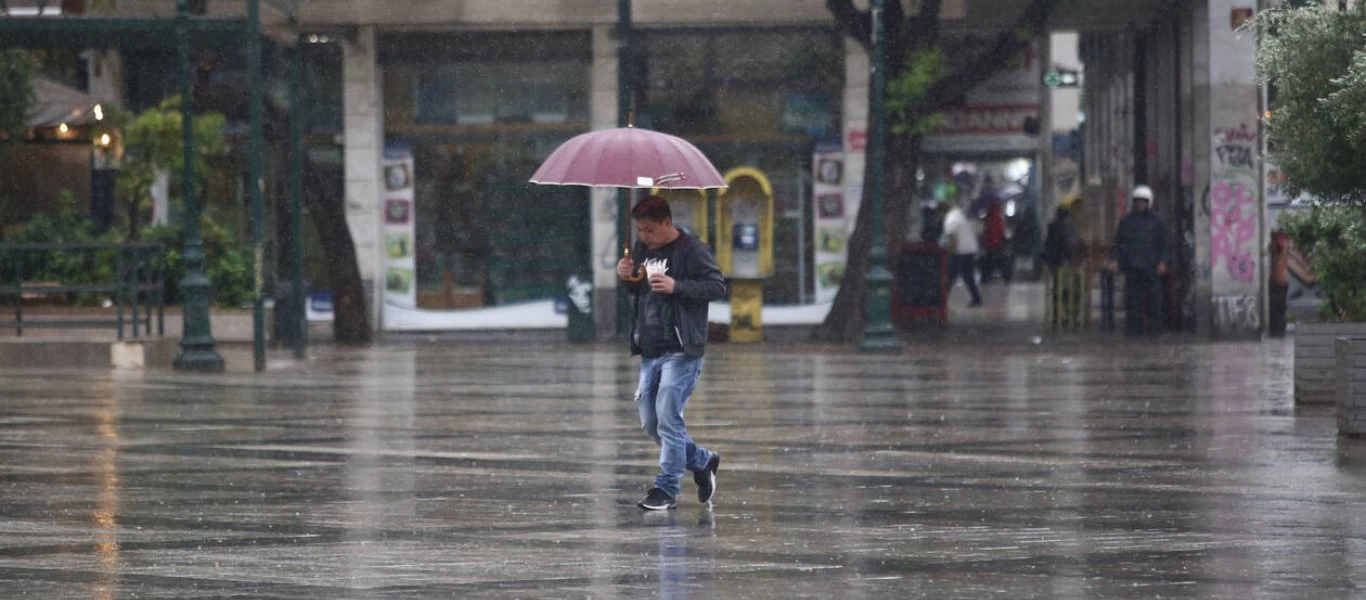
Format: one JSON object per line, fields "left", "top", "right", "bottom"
{"left": 631, "top": 196, "right": 672, "bottom": 222}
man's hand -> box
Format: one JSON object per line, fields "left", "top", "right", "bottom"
{"left": 616, "top": 256, "right": 636, "bottom": 280}
{"left": 1156, "top": 262, "right": 1168, "bottom": 277}
{"left": 1106, "top": 260, "right": 1119, "bottom": 273}
{"left": 649, "top": 274, "right": 676, "bottom": 295}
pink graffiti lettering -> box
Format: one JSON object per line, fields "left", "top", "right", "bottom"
{"left": 1210, "top": 182, "right": 1257, "bottom": 282}
{"left": 1215, "top": 122, "right": 1258, "bottom": 144}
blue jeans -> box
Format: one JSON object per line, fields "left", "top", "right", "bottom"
{"left": 636, "top": 353, "right": 714, "bottom": 498}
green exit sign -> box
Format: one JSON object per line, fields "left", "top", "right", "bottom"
{"left": 1043, "top": 69, "right": 1081, "bottom": 88}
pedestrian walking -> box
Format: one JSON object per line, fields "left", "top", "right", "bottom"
{"left": 938, "top": 200, "right": 983, "bottom": 307}
{"left": 616, "top": 195, "right": 727, "bottom": 511}
{"left": 1107, "top": 185, "right": 1168, "bottom": 337}
{"left": 979, "top": 198, "right": 1012, "bottom": 283}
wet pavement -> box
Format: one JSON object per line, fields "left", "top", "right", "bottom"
{"left": 2, "top": 337, "right": 1364, "bottom": 598}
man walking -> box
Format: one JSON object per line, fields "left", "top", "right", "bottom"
{"left": 938, "top": 200, "right": 983, "bottom": 307}
{"left": 1107, "top": 185, "right": 1168, "bottom": 337}
{"left": 617, "top": 196, "right": 727, "bottom": 511}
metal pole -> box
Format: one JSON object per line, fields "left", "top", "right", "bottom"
{"left": 289, "top": 41, "right": 307, "bottom": 359}
{"left": 614, "top": 0, "right": 634, "bottom": 337}
{"left": 859, "top": 0, "right": 900, "bottom": 352}
{"left": 172, "top": 0, "right": 224, "bottom": 372}
{"left": 797, "top": 166, "right": 808, "bottom": 304}
{"left": 248, "top": 0, "right": 266, "bottom": 371}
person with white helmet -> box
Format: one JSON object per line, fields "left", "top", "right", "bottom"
{"left": 1107, "top": 185, "right": 1168, "bottom": 336}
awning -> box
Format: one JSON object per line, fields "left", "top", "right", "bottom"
{"left": 26, "top": 77, "right": 102, "bottom": 129}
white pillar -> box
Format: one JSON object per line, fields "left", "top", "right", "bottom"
{"left": 1201, "top": 0, "right": 1263, "bottom": 338}
{"left": 842, "top": 38, "right": 868, "bottom": 238}
{"left": 83, "top": 50, "right": 125, "bottom": 105}
{"left": 590, "top": 25, "right": 620, "bottom": 337}
{"left": 342, "top": 26, "right": 385, "bottom": 331}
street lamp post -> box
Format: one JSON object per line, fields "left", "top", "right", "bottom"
{"left": 615, "top": 0, "right": 633, "bottom": 337}
{"left": 860, "top": 0, "right": 900, "bottom": 353}
{"left": 247, "top": 0, "right": 266, "bottom": 371}
{"left": 172, "top": 0, "right": 224, "bottom": 372}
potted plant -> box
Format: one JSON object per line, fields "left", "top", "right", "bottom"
{"left": 1250, "top": 4, "right": 1366, "bottom": 417}
{"left": 1280, "top": 206, "right": 1366, "bottom": 406}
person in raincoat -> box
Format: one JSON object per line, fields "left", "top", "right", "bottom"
{"left": 1107, "top": 185, "right": 1168, "bottom": 337}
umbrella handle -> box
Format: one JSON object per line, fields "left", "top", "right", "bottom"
{"left": 623, "top": 245, "right": 644, "bottom": 282}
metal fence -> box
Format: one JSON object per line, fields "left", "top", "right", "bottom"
{"left": 0, "top": 243, "right": 165, "bottom": 340}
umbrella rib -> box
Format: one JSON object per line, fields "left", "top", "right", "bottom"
{"left": 644, "top": 131, "right": 672, "bottom": 189}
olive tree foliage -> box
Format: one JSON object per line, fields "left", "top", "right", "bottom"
{"left": 0, "top": 50, "right": 38, "bottom": 141}
{"left": 1250, "top": 3, "right": 1366, "bottom": 321}
{"left": 816, "top": 0, "right": 1057, "bottom": 342}
{"left": 1249, "top": 2, "right": 1366, "bottom": 204}
{"left": 106, "top": 98, "right": 229, "bottom": 238}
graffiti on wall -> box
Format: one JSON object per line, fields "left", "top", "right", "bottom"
{"left": 1210, "top": 181, "right": 1257, "bottom": 282}
{"left": 1210, "top": 122, "right": 1259, "bottom": 285}
{"left": 1213, "top": 295, "right": 1260, "bottom": 332}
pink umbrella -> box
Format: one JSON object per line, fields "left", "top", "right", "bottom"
{"left": 530, "top": 127, "right": 727, "bottom": 190}
{"left": 530, "top": 126, "right": 725, "bottom": 282}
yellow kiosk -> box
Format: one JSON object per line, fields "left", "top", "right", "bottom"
{"left": 651, "top": 188, "right": 710, "bottom": 246}
{"left": 715, "top": 167, "right": 774, "bottom": 343}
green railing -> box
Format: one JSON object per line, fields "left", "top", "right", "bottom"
{"left": 0, "top": 243, "right": 166, "bottom": 340}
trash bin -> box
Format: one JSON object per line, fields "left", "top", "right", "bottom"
{"left": 565, "top": 273, "right": 594, "bottom": 343}
{"left": 272, "top": 279, "right": 309, "bottom": 347}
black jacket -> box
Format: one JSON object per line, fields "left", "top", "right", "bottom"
{"left": 1042, "top": 214, "right": 1076, "bottom": 268}
{"left": 626, "top": 233, "right": 727, "bottom": 357}
{"left": 1111, "top": 210, "right": 1167, "bottom": 274}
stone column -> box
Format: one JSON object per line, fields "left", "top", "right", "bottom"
{"left": 590, "top": 25, "right": 620, "bottom": 339}
{"left": 1200, "top": 0, "right": 1263, "bottom": 338}
{"left": 342, "top": 26, "right": 385, "bottom": 331}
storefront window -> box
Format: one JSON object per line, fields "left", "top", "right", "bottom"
{"left": 640, "top": 28, "right": 843, "bottom": 304}
{"left": 641, "top": 29, "right": 841, "bottom": 139}
{"left": 381, "top": 32, "right": 592, "bottom": 311}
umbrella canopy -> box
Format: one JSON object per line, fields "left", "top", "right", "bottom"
{"left": 530, "top": 127, "right": 726, "bottom": 190}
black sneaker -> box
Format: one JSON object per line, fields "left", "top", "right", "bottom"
{"left": 637, "top": 487, "right": 676, "bottom": 511}
{"left": 694, "top": 455, "right": 720, "bottom": 504}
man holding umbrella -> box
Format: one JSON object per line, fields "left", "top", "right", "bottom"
{"left": 617, "top": 195, "right": 727, "bottom": 510}
{"left": 529, "top": 124, "right": 729, "bottom": 510}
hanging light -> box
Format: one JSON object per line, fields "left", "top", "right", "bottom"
{"left": 94, "top": 104, "right": 105, "bottom": 121}
{"left": 58, "top": 123, "right": 70, "bottom": 134}
{"left": 99, "top": 133, "right": 112, "bottom": 147}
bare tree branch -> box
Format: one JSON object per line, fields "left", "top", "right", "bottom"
{"left": 827, "top": 0, "right": 872, "bottom": 49}
{"left": 918, "top": 0, "right": 1054, "bottom": 113}
{"left": 906, "top": 0, "right": 943, "bottom": 46}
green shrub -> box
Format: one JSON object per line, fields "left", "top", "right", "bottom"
{"left": 0, "top": 191, "right": 251, "bottom": 308}
{"left": 1280, "top": 204, "right": 1366, "bottom": 322}
{"left": 0, "top": 191, "right": 119, "bottom": 305}
{"left": 139, "top": 217, "right": 253, "bottom": 308}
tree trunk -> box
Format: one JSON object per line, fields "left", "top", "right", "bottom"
{"left": 885, "top": 134, "right": 922, "bottom": 268}
{"left": 304, "top": 161, "right": 371, "bottom": 345}
{"left": 810, "top": 134, "right": 920, "bottom": 343}
{"left": 811, "top": 170, "right": 877, "bottom": 343}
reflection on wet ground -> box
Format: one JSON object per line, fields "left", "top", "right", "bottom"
{"left": 2, "top": 337, "right": 1364, "bottom": 598}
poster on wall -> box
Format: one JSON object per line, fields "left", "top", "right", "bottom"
{"left": 813, "top": 139, "right": 848, "bottom": 304}
{"left": 382, "top": 142, "right": 416, "bottom": 310}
